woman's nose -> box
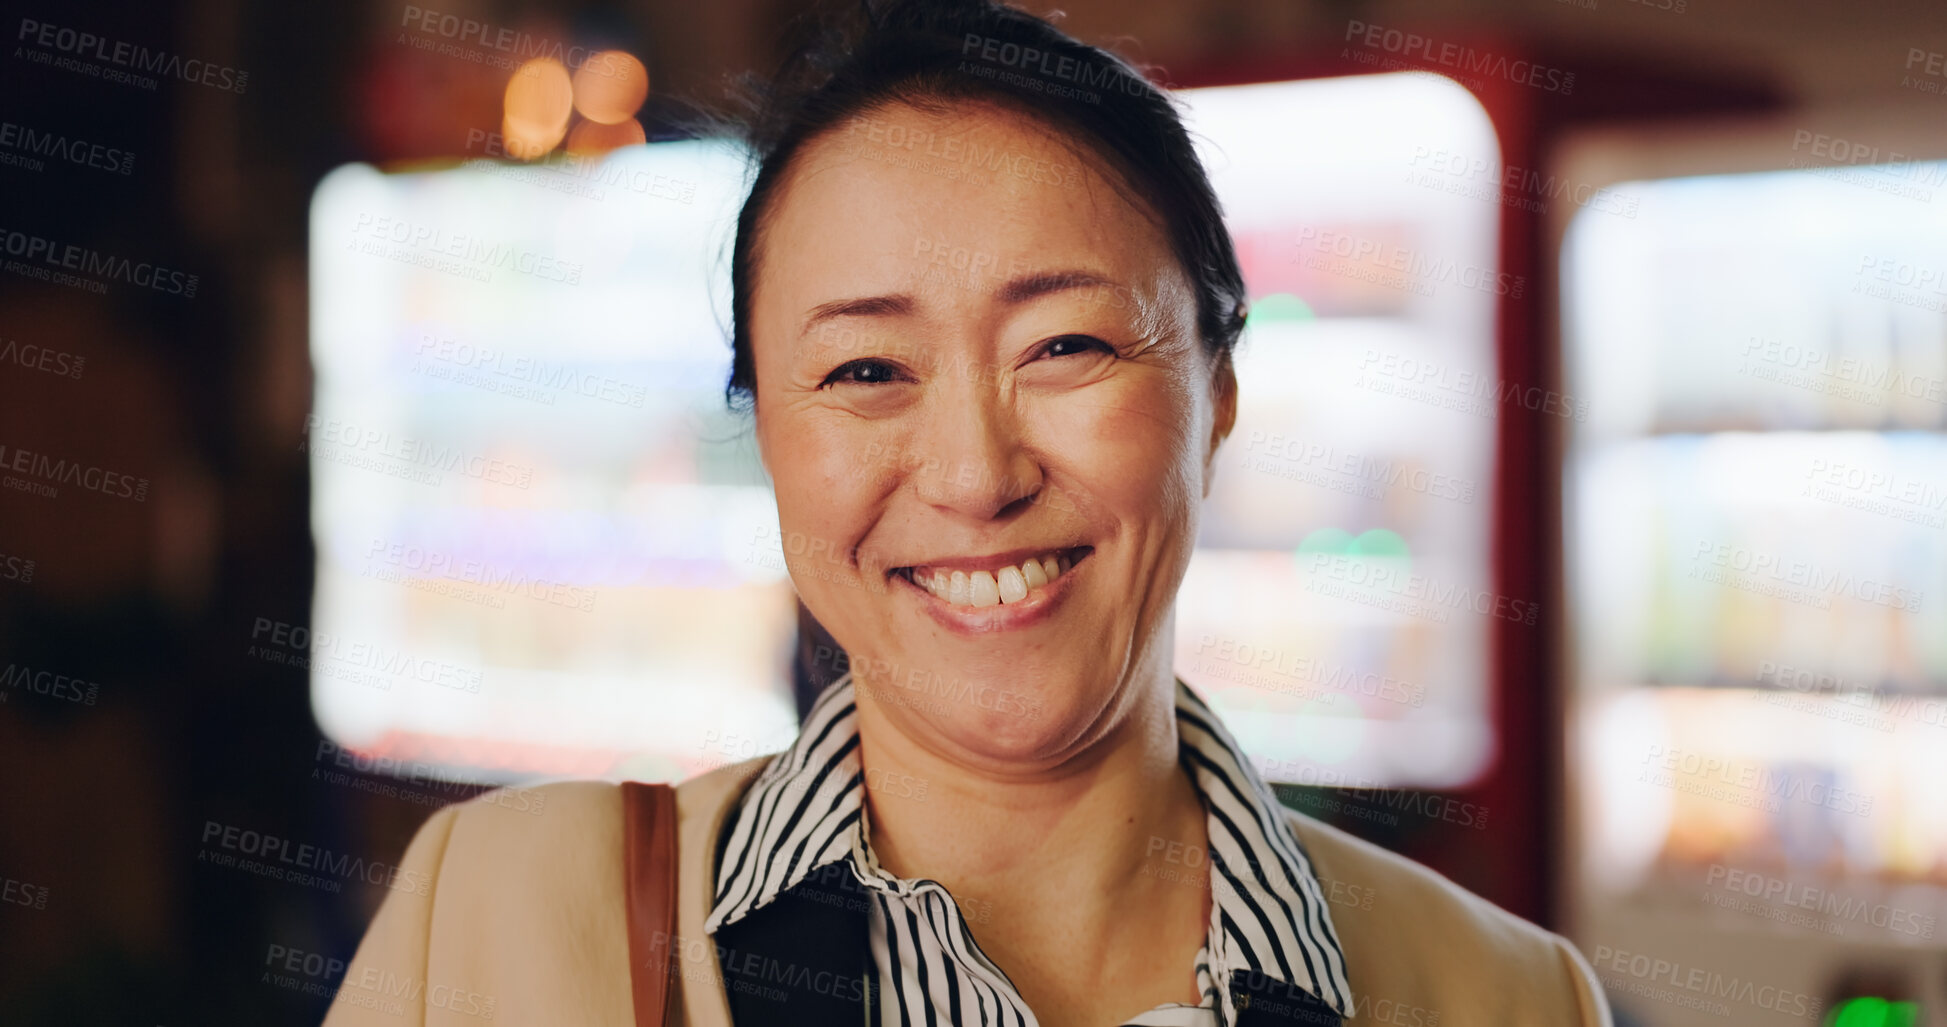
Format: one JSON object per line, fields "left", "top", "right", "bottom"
{"left": 907, "top": 383, "right": 1045, "bottom": 521}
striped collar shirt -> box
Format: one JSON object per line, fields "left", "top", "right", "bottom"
{"left": 703, "top": 671, "right": 1354, "bottom": 1026}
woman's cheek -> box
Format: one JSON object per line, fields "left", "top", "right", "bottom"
{"left": 764, "top": 431, "right": 860, "bottom": 591}
{"left": 1083, "top": 379, "right": 1193, "bottom": 494}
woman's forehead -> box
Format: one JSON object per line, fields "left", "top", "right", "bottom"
{"left": 758, "top": 101, "right": 1172, "bottom": 293}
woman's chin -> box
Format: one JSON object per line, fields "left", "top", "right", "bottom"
{"left": 917, "top": 689, "right": 1120, "bottom": 770}
{"left": 850, "top": 650, "right": 1128, "bottom": 767}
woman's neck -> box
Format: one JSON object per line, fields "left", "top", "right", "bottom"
{"left": 856, "top": 660, "right": 1192, "bottom": 873}
{"left": 852, "top": 660, "right": 1212, "bottom": 1021}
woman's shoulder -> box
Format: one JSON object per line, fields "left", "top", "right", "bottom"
{"left": 383, "top": 780, "right": 635, "bottom": 926}
{"left": 1281, "top": 807, "right": 1612, "bottom": 1025}
{"left": 416, "top": 756, "right": 773, "bottom": 876}
{"left": 1282, "top": 805, "right": 1556, "bottom": 954}
{"left": 322, "top": 759, "right": 775, "bottom": 1026}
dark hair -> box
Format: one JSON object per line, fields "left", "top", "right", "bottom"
{"left": 710, "top": 0, "right": 1247, "bottom": 415}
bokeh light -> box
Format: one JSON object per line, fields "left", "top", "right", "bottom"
{"left": 503, "top": 58, "right": 574, "bottom": 160}
{"left": 567, "top": 117, "right": 647, "bottom": 157}
{"left": 572, "top": 51, "right": 649, "bottom": 125}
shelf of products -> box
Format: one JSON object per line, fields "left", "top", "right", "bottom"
{"left": 1564, "top": 151, "right": 1947, "bottom": 1021}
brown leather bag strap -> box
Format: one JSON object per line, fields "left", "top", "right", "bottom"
{"left": 622, "top": 781, "right": 680, "bottom": 1027}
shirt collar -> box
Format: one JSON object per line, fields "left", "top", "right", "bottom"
{"left": 702, "top": 670, "right": 1353, "bottom": 1020}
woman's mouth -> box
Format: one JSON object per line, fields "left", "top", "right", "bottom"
{"left": 891, "top": 545, "right": 1091, "bottom": 607}
{"left": 888, "top": 545, "right": 1093, "bottom": 635}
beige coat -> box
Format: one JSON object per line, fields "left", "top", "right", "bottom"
{"left": 321, "top": 757, "right": 1613, "bottom": 1026}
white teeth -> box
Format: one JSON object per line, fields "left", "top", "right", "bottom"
{"left": 907, "top": 549, "right": 1083, "bottom": 608}
{"left": 997, "top": 565, "right": 1028, "bottom": 603}
{"left": 969, "top": 570, "right": 1000, "bottom": 606}
{"left": 1022, "top": 559, "right": 1048, "bottom": 589}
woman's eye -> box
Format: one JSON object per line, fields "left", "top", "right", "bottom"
{"left": 1041, "top": 334, "right": 1111, "bottom": 359}
{"left": 820, "top": 359, "right": 907, "bottom": 388}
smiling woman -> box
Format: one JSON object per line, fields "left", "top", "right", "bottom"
{"left": 321, "top": 2, "right": 1612, "bottom": 1026}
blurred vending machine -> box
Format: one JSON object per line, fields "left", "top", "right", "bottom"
{"left": 1557, "top": 110, "right": 1947, "bottom": 1024}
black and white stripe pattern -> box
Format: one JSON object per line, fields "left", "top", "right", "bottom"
{"left": 703, "top": 671, "right": 1353, "bottom": 1026}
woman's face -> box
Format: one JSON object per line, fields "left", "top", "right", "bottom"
{"left": 750, "top": 99, "right": 1235, "bottom": 769}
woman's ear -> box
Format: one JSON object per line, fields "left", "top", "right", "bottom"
{"left": 1202, "top": 349, "right": 1238, "bottom": 499}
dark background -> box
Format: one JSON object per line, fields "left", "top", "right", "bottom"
{"left": 0, "top": 0, "right": 1940, "bottom": 1022}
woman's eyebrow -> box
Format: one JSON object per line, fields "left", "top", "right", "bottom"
{"left": 996, "top": 268, "right": 1118, "bottom": 305}
{"left": 798, "top": 268, "right": 1121, "bottom": 341}
{"left": 800, "top": 294, "right": 913, "bottom": 341}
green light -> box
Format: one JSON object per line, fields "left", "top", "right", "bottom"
{"left": 1294, "top": 528, "right": 1412, "bottom": 573}
{"left": 1296, "top": 528, "right": 1355, "bottom": 555}
{"left": 1247, "top": 292, "right": 1314, "bottom": 324}
{"left": 1828, "top": 997, "right": 1921, "bottom": 1027}
{"left": 1348, "top": 529, "right": 1409, "bottom": 559}
{"left": 1832, "top": 997, "right": 1887, "bottom": 1027}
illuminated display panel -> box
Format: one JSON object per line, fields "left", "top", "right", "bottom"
{"left": 307, "top": 72, "right": 1503, "bottom": 789}
{"left": 1176, "top": 72, "right": 1501, "bottom": 788}
{"left": 1563, "top": 155, "right": 1947, "bottom": 1010}
{"left": 307, "top": 141, "right": 799, "bottom": 784}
